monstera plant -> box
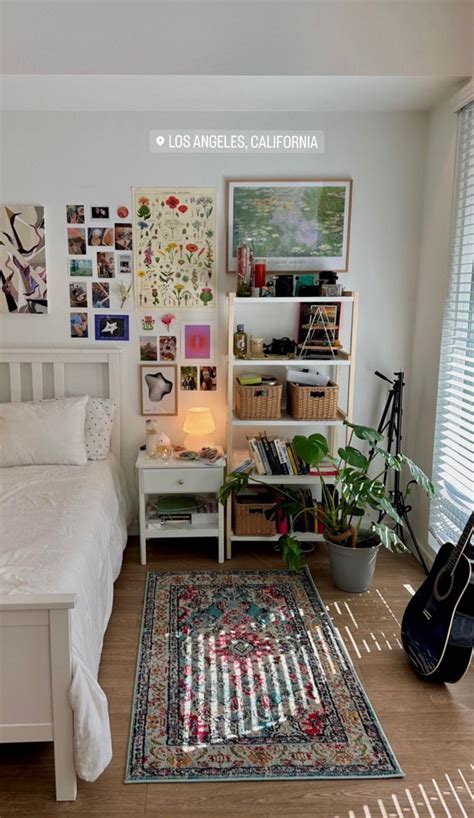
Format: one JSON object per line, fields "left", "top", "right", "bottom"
{"left": 219, "top": 421, "right": 434, "bottom": 592}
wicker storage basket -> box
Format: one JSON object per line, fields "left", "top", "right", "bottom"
{"left": 235, "top": 380, "right": 282, "bottom": 419}
{"left": 287, "top": 379, "right": 339, "bottom": 420}
{"left": 233, "top": 490, "right": 277, "bottom": 536}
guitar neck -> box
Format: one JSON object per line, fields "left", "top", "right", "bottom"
{"left": 446, "top": 513, "right": 474, "bottom": 571}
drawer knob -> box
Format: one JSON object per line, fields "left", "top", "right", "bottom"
{"left": 178, "top": 479, "right": 184, "bottom": 485}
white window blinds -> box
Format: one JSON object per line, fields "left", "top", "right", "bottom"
{"left": 429, "top": 101, "right": 474, "bottom": 546}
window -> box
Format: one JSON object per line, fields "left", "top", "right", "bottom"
{"left": 430, "top": 101, "right": 474, "bottom": 546}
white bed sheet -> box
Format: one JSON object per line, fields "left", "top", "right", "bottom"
{"left": 0, "top": 455, "right": 132, "bottom": 781}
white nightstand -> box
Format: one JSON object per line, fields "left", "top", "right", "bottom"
{"left": 136, "top": 451, "right": 226, "bottom": 565}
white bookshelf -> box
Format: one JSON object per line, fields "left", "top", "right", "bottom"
{"left": 225, "top": 291, "right": 359, "bottom": 558}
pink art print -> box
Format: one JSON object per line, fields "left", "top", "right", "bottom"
{"left": 183, "top": 323, "right": 211, "bottom": 360}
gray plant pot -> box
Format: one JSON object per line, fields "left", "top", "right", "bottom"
{"left": 325, "top": 533, "right": 381, "bottom": 593}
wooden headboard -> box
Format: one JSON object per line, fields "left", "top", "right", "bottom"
{"left": 0, "top": 348, "right": 122, "bottom": 460}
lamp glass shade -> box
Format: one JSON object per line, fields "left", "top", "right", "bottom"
{"left": 183, "top": 407, "right": 216, "bottom": 436}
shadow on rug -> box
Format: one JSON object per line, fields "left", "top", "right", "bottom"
{"left": 126, "top": 567, "right": 403, "bottom": 783}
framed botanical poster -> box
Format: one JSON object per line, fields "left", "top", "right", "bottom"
{"left": 226, "top": 179, "right": 352, "bottom": 273}
{"left": 132, "top": 187, "right": 216, "bottom": 309}
{"left": 140, "top": 364, "right": 178, "bottom": 416}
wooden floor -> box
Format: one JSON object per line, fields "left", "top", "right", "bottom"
{"left": 1, "top": 537, "right": 473, "bottom": 818}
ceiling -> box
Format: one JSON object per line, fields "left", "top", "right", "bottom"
{"left": 1, "top": 75, "right": 464, "bottom": 112}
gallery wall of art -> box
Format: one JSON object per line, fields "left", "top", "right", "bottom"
{"left": 0, "top": 109, "right": 429, "bottom": 491}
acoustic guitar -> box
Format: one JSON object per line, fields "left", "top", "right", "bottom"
{"left": 401, "top": 512, "right": 474, "bottom": 683}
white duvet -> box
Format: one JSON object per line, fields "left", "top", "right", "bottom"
{"left": 0, "top": 455, "right": 132, "bottom": 781}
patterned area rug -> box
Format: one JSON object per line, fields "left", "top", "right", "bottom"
{"left": 126, "top": 568, "right": 403, "bottom": 783}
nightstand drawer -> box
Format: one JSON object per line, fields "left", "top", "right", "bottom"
{"left": 141, "top": 467, "right": 222, "bottom": 495}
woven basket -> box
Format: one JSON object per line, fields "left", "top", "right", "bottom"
{"left": 235, "top": 380, "right": 282, "bottom": 419}
{"left": 233, "top": 492, "right": 277, "bottom": 536}
{"left": 287, "top": 380, "right": 339, "bottom": 420}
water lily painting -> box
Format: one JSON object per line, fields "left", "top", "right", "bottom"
{"left": 133, "top": 187, "right": 216, "bottom": 309}
{"left": 227, "top": 179, "right": 352, "bottom": 273}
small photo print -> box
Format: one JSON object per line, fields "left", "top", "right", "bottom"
{"left": 69, "top": 281, "right": 88, "bottom": 308}
{"left": 118, "top": 253, "right": 132, "bottom": 274}
{"left": 114, "top": 223, "right": 133, "bottom": 251}
{"left": 92, "top": 281, "right": 110, "bottom": 309}
{"left": 70, "top": 312, "right": 88, "bottom": 338}
{"left": 199, "top": 366, "right": 217, "bottom": 391}
{"left": 68, "top": 228, "right": 86, "bottom": 255}
{"left": 88, "top": 227, "right": 114, "bottom": 247}
{"left": 69, "top": 258, "right": 92, "bottom": 276}
{"left": 91, "top": 206, "right": 110, "bottom": 219}
{"left": 95, "top": 313, "right": 129, "bottom": 341}
{"left": 66, "top": 205, "right": 85, "bottom": 224}
{"left": 97, "top": 251, "right": 115, "bottom": 278}
{"left": 159, "top": 335, "right": 176, "bottom": 362}
{"left": 140, "top": 335, "right": 158, "bottom": 362}
{"left": 180, "top": 366, "right": 198, "bottom": 391}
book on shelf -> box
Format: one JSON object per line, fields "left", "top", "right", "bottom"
{"left": 308, "top": 459, "right": 339, "bottom": 477}
{"left": 245, "top": 433, "right": 310, "bottom": 476}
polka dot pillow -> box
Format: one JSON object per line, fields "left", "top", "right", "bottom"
{"left": 85, "top": 397, "right": 116, "bottom": 460}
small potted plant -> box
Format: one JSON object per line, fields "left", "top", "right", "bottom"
{"left": 219, "top": 421, "right": 434, "bottom": 592}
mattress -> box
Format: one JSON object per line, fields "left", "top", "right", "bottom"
{"left": 0, "top": 455, "right": 132, "bottom": 781}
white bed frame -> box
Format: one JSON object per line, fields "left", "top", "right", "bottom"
{"left": 0, "top": 348, "right": 121, "bottom": 801}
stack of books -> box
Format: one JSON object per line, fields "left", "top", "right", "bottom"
{"left": 246, "top": 433, "right": 309, "bottom": 475}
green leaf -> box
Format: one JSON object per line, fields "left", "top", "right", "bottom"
{"left": 374, "top": 496, "right": 405, "bottom": 527}
{"left": 371, "top": 523, "right": 409, "bottom": 553}
{"left": 279, "top": 534, "right": 304, "bottom": 571}
{"left": 338, "top": 445, "right": 369, "bottom": 470}
{"left": 397, "top": 455, "right": 435, "bottom": 497}
{"left": 344, "top": 420, "right": 384, "bottom": 445}
{"left": 293, "top": 433, "right": 329, "bottom": 466}
{"left": 218, "top": 471, "right": 250, "bottom": 505}
{"left": 373, "top": 447, "right": 402, "bottom": 470}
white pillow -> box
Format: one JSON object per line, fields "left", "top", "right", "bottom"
{"left": 0, "top": 396, "right": 88, "bottom": 467}
{"left": 85, "top": 397, "right": 115, "bottom": 461}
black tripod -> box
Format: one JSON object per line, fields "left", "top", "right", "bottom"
{"left": 374, "top": 371, "right": 429, "bottom": 574}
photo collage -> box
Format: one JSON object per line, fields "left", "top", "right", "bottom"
{"left": 67, "top": 203, "right": 133, "bottom": 339}
{"left": 139, "top": 313, "right": 217, "bottom": 414}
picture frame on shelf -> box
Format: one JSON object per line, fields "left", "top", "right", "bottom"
{"left": 226, "top": 179, "right": 352, "bottom": 274}
{"left": 140, "top": 364, "right": 178, "bottom": 416}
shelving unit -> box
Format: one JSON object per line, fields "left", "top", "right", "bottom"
{"left": 225, "top": 291, "right": 359, "bottom": 558}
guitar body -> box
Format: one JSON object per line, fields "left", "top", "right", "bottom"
{"left": 401, "top": 543, "right": 473, "bottom": 683}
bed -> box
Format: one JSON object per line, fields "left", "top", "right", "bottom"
{"left": 0, "top": 349, "right": 132, "bottom": 801}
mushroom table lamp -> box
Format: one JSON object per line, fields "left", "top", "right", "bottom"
{"left": 183, "top": 407, "right": 216, "bottom": 451}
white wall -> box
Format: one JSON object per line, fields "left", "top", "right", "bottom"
{"left": 406, "top": 95, "right": 459, "bottom": 548}
{"left": 0, "top": 110, "right": 428, "bottom": 499}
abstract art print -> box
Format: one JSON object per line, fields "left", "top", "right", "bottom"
{"left": 94, "top": 313, "right": 129, "bottom": 341}
{"left": 141, "top": 364, "right": 177, "bottom": 415}
{"left": 0, "top": 205, "right": 47, "bottom": 314}
{"left": 227, "top": 179, "right": 352, "bottom": 273}
{"left": 182, "top": 323, "right": 211, "bottom": 361}
{"left": 133, "top": 187, "right": 216, "bottom": 309}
